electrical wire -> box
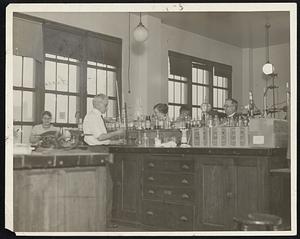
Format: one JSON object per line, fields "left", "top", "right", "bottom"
{"left": 128, "top": 13, "right": 131, "bottom": 94}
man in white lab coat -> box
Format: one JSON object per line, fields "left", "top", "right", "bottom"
{"left": 83, "top": 94, "right": 124, "bottom": 229}
{"left": 83, "top": 94, "right": 124, "bottom": 145}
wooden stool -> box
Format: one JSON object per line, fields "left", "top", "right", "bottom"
{"left": 233, "top": 213, "right": 282, "bottom": 231}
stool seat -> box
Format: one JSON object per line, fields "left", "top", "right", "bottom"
{"left": 233, "top": 213, "right": 282, "bottom": 231}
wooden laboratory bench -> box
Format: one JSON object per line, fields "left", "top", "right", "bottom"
{"left": 89, "top": 145, "right": 289, "bottom": 231}
{"left": 13, "top": 149, "right": 112, "bottom": 232}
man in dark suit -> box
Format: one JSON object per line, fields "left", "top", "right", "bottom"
{"left": 223, "top": 98, "right": 239, "bottom": 120}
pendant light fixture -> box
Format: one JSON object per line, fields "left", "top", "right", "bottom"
{"left": 133, "top": 12, "right": 148, "bottom": 42}
{"left": 262, "top": 23, "right": 275, "bottom": 75}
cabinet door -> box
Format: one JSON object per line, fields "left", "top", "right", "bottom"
{"left": 111, "top": 153, "right": 141, "bottom": 222}
{"left": 59, "top": 166, "right": 107, "bottom": 231}
{"left": 234, "top": 157, "right": 266, "bottom": 217}
{"left": 196, "top": 157, "right": 235, "bottom": 230}
{"left": 13, "top": 169, "right": 59, "bottom": 232}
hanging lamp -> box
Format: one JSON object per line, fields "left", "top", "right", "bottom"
{"left": 262, "top": 23, "right": 275, "bottom": 75}
{"left": 133, "top": 12, "right": 148, "bottom": 42}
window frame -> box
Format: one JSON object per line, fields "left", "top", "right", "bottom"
{"left": 168, "top": 51, "right": 232, "bottom": 119}
{"left": 13, "top": 13, "right": 122, "bottom": 141}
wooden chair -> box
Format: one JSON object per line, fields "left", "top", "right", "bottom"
{"left": 233, "top": 213, "right": 282, "bottom": 231}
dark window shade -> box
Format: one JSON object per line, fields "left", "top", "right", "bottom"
{"left": 169, "top": 52, "right": 192, "bottom": 78}
{"left": 13, "top": 17, "right": 43, "bottom": 62}
{"left": 86, "top": 35, "right": 122, "bottom": 67}
{"left": 44, "top": 26, "right": 84, "bottom": 60}
{"left": 214, "top": 63, "right": 232, "bottom": 78}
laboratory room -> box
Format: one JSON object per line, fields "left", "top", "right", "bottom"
{"left": 10, "top": 5, "right": 294, "bottom": 234}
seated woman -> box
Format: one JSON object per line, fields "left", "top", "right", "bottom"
{"left": 30, "top": 111, "right": 60, "bottom": 144}
{"left": 153, "top": 103, "right": 168, "bottom": 120}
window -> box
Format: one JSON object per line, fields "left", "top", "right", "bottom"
{"left": 86, "top": 61, "right": 118, "bottom": 118}
{"left": 168, "top": 51, "right": 232, "bottom": 119}
{"left": 13, "top": 55, "right": 36, "bottom": 143}
{"left": 44, "top": 53, "right": 80, "bottom": 125}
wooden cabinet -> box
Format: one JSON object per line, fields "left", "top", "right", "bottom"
{"left": 140, "top": 154, "right": 196, "bottom": 230}
{"left": 111, "top": 153, "right": 142, "bottom": 223}
{"left": 14, "top": 169, "right": 60, "bottom": 231}
{"left": 109, "top": 148, "right": 287, "bottom": 231}
{"left": 14, "top": 155, "right": 108, "bottom": 232}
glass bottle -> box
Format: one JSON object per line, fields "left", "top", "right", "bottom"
{"left": 145, "top": 115, "right": 151, "bottom": 130}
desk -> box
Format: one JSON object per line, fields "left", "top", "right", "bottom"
{"left": 13, "top": 149, "right": 111, "bottom": 232}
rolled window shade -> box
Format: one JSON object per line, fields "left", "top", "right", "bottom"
{"left": 44, "top": 25, "right": 84, "bottom": 60}
{"left": 86, "top": 35, "right": 122, "bottom": 67}
{"left": 13, "top": 17, "right": 43, "bottom": 62}
{"left": 169, "top": 52, "right": 191, "bottom": 78}
{"left": 214, "top": 63, "right": 232, "bottom": 78}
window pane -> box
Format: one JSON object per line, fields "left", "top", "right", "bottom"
{"left": 168, "top": 81, "right": 174, "bottom": 103}
{"left": 87, "top": 97, "right": 93, "bottom": 114}
{"left": 218, "top": 77, "right": 223, "bottom": 87}
{"left": 97, "top": 69, "right": 106, "bottom": 95}
{"left": 57, "top": 55, "right": 68, "bottom": 61}
{"left": 45, "top": 61, "right": 56, "bottom": 90}
{"left": 168, "top": 105, "right": 174, "bottom": 120}
{"left": 218, "top": 89, "right": 223, "bottom": 108}
{"left": 69, "top": 65, "right": 79, "bottom": 93}
{"left": 192, "top": 107, "right": 202, "bottom": 119}
{"left": 87, "top": 67, "right": 96, "bottom": 95}
{"left": 174, "top": 105, "right": 180, "bottom": 119}
{"left": 181, "top": 83, "right": 187, "bottom": 104}
{"left": 107, "top": 71, "right": 116, "bottom": 97}
{"left": 107, "top": 99, "right": 116, "bottom": 118}
{"left": 23, "top": 57, "right": 35, "bottom": 88}
{"left": 22, "top": 125, "right": 33, "bottom": 144}
{"left": 69, "top": 57, "right": 78, "bottom": 63}
{"left": 69, "top": 96, "right": 78, "bottom": 124}
{"left": 198, "top": 86, "right": 209, "bottom": 106}
{"left": 97, "top": 62, "right": 106, "bottom": 68}
{"left": 198, "top": 69, "right": 203, "bottom": 84}
{"left": 45, "top": 93, "right": 56, "bottom": 121}
{"left": 192, "top": 85, "right": 197, "bottom": 105}
{"left": 56, "top": 95, "right": 68, "bottom": 123}
{"left": 45, "top": 53, "right": 56, "bottom": 59}
{"left": 13, "top": 90, "right": 22, "bottom": 121}
{"left": 174, "top": 82, "right": 181, "bottom": 104}
{"left": 213, "top": 76, "right": 218, "bottom": 86}
{"left": 87, "top": 61, "right": 96, "bottom": 66}
{"left": 203, "top": 70, "right": 209, "bottom": 85}
{"left": 224, "top": 77, "right": 228, "bottom": 88}
{"left": 213, "top": 88, "right": 218, "bottom": 108}
{"left": 22, "top": 91, "right": 34, "bottom": 122}
{"left": 174, "top": 75, "right": 181, "bottom": 81}
{"left": 13, "top": 125, "right": 22, "bottom": 143}
{"left": 13, "top": 55, "right": 22, "bottom": 87}
{"left": 192, "top": 68, "right": 197, "bottom": 83}
{"left": 57, "top": 63, "right": 68, "bottom": 92}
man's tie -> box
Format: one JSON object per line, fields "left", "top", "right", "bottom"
{"left": 101, "top": 115, "right": 108, "bottom": 131}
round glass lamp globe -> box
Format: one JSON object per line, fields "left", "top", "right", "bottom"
{"left": 133, "top": 24, "right": 148, "bottom": 42}
{"left": 262, "top": 63, "right": 275, "bottom": 75}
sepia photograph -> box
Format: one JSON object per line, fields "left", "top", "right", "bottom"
{"left": 5, "top": 3, "right": 297, "bottom": 236}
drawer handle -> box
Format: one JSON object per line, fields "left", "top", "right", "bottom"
{"left": 182, "top": 164, "right": 190, "bottom": 170}
{"left": 148, "top": 176, "right": 155, "bottom": 181}
{"left": 148, "top": 162, "right": 155, "bottom": 168}
{"left": 59, "top": 161, "right": 64, "bottom": 166}
{"left": 180, "top": 216, "right": 188, "bottom": 222}
{"left": 181, "top": 193, "right": 190, "bottom": 199}
{"left": 181, "top": 179, "right": 189, "bottom": 184}
{"left": 148, "top": 189, "right": 155, "bottom": 194}
{"left": 226, "top": 192, "right": 233, "bottom": 198}
{"left": 146, "top": 211, "right": 154, "bottom": 216}
{"left": 47, "top": 160, "right": 52, "bottom": 165}
{"left": 163, "top": 190, "right": 172, "bottom": 195}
